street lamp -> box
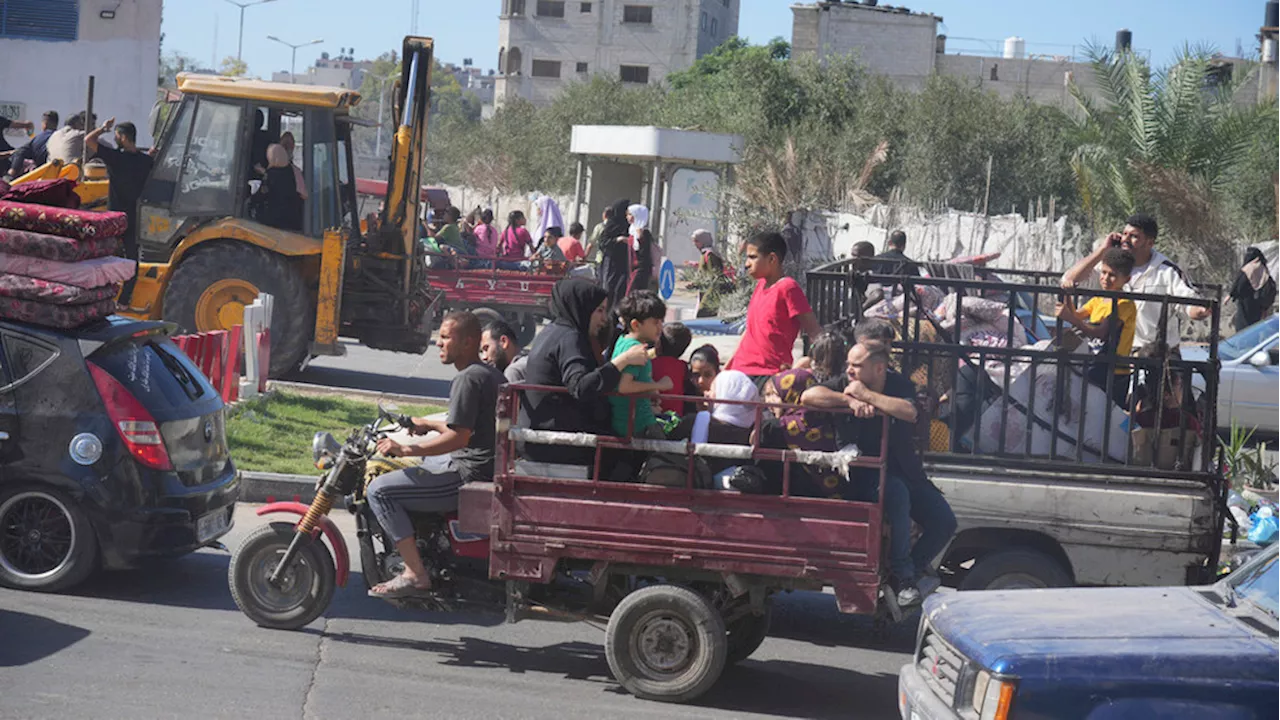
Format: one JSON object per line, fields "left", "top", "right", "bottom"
{"left": 225, "top": 0, "right": 277, "bottom": 62}
{"left": 267, "top": 35, "right": 324, "bottom": 83}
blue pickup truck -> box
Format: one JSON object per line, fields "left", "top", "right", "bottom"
{"left": 898, "top": 544, "right": 1279, "bottom": 719}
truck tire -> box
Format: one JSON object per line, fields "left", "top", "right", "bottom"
{"left": 163, "top": 242, "right": 312, "bottom": 378}
{"left": 725, "top": 601, "right": 772, "bottom": 665}
{"left": 605, "top": 584, "right": 727, "bottom": 703}
{"left": 959, "top": 549, "right": 1072, "bottom": 591}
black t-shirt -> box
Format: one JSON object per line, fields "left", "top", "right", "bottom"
{"left": 822, "top": 370, "right": 928, "bottom": 486}
{"left": 447, "top": 361, "right": 504, "bottom": 484}
{"left": 0, "top": 117, "right": 13, "bottom": 153}
{"left": 95, "top": 144, "right": 154, "bottom": 225}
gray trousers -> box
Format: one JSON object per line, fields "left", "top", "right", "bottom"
{"left": 366, "top": 465, "right": 464, "bottom": 543}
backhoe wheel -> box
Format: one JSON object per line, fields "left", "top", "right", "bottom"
{"left": 605, "top": 584, "right": 727, "bottom": 703}
{"left": 163, "top": 241, "right": 313, "bottom": 377}
{"left": 229, "top": 522, "right": 335, "bottom": 630}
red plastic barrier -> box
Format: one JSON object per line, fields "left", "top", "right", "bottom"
{"left": 173, "top": 324, "right": 267, "bottom": 402}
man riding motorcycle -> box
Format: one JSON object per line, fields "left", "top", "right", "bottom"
{"left": 366, "top": 310, "right": 504, "bottom": 598}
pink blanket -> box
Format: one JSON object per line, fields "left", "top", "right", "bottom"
{"left": 0, "top": 201, "right": 127, "bottom": 240}
{"left": 0, "top": 228, "right": 119, "bottom": 262}
{"left": 0, "top": 275, "right": 119, "bottom": 305}
{"left": 0, "top": 296, "right": 117, "bottom": 330}
{"left": 0, "top": 253, "right": 135, "bottom": 289}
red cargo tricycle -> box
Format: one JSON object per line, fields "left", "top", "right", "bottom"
{"left": 229, "top": 385, "right": 893, "bottom": 703}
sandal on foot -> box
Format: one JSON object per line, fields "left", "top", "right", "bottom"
{"left": 368, "top": 574, "right": 432, "bottom": 599}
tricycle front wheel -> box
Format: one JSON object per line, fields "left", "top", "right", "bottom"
{"left": 605, "top": 584, "right": 727, "bottom": 703}
{"left": 229, "top": 522, "right": 336, "bottom": 630}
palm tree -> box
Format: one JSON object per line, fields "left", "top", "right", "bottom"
{"left": 1068, "top": 43, "right": 1270, "bottom": 273}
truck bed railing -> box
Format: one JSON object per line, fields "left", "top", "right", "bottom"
{"left": 806, "top": 263, "right": 1224, "bottom": 484}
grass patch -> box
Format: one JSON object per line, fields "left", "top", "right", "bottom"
{"left": 226, "top": 391, "right": 443, "bottom": 476}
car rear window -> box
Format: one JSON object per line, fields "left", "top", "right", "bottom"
{"left": 90, "top": 338, "right": 219, "bottom": 421}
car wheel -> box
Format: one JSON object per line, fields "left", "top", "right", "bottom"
{"left": 959, "top": 548, "right": 1072, "bottom": 591}
{"left": 0, "top": 485, "right": 98, "bottom": 592}
{"left": 605, "top": 584, "right": 727, "bottom": 703}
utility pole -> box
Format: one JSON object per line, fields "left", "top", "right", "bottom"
{"left": 225, "top": 0, "right": 277, "bottom": 62}
{"left": 267, "top": 35, "right": 324, "bottom": 82}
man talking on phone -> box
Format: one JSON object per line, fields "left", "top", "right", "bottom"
{"left": 1061, "top": 212, "right": 1209, "bottom": 356}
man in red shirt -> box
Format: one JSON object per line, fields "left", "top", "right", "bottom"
{"left": 726, "top": 231, "right": 824, "bottom": 387}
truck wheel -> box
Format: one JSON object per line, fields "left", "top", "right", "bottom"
{"left": 0, "top": 486, "right": 98, "bottom": 592}
{"left": 959, "top": 549, "right": 1072, "bottom": 591}
{"left": 725, "top": 601, "right": 772, "bottom": 665}
{"left": 163, "top": 242, "right": 313, "bottom": 378}
{"left": 605, "top": 584, "right": 727, "bottom": 703}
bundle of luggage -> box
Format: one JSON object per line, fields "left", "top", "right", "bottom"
{"left": 0, "top": 196, "right": 134, "bottom": 329}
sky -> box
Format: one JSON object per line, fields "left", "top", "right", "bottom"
{"left": 162, "top": 0, "right": 1269, "bottom": 80}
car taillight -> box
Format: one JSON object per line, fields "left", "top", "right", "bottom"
{"left": 87, "top": 361, "right": 173, "bottom": 471}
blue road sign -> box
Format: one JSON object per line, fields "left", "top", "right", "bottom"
{"left": 658, "top": 258, "right": 676, "bottom": 300}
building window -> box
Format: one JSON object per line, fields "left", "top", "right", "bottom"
{"left": 622, "top": 5, "right": 653, "bottom": 24}
{"left": 498, "top": 48, "right": 505, "bottom": 73}
{"left": 507, "top": 0, "right": 526, "bottom": 15}
{"left": 576, "top": 61, "right": 589, "bottom": 73}
{"left": 580, "top": 2, "right": 592, "bottom": 11}
{"left": 531, "top": 59, "right": 562, "bottom": 78}
{"left": 0, "top": 0, "right": 78, "bottom": 41}
{"left": 620, "top": 65, "right": 649, "bottom": 84}
{"left": 700, "top": 10, "right": 707, "bottom": 32}
{"left": 710, "top": 17, "right": 717, "bottom": 37}
{"left": 506, "top": 47, "right": 523, "bottom": 75}
{"left": 536, "top": 0, "right": 565, "bottom": 17}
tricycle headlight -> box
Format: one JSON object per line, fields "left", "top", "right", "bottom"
{"left": 973, "top": 670, "right": 1015, "bottom": 720}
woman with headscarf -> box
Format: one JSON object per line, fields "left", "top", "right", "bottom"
{"left": 626, "top": 203, "right": 654, "bottom": 293}
{"left": 668, "top": 370, "right": 760, "bottom": 477}
{"left": 598, "top": 198, "right": 632, "bottom": 307}
{"left": 1229, "top": 247, "right": 1276, "bottom": 331}
{"left": 759, "top": 368, "right": 846, "bottom": 498}
{"left": 692, "top": 229, "right": 724, "bottom": 274}
{"left": 279, "top": 132, "right": 308, "bottom": 201}
{"left": 522, "top": 277, "right": 649, "bottom": 464}
{"left": 258, "top": 143, "right": 302, "bottom": 231}
{"left": 533, "top": 195, "right": 565, "bottom": 240}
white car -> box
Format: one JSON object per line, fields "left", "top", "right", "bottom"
{"left": 1186, "top": 314, "right": 1279, "bottom": 443}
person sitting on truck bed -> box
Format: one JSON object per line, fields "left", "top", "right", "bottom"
{"left": 366, "top": 310, "right": 505, "bottom": 598}
{"left": 522, "top": 277, "right": 649, "bottom": 466}
{"left": 609, "top": 290, "right": 675, "bottom": 440}
{"left": 1055, "top": 247, "right": 1137, "bottom": 408}
{"left": 801, "top": 341, "right": 956, "bottom": 608}
{"left": 667, "top": 370, "right": 760, "bottom": 479}
{"left": 759, "top": 368, "right": 847, "bottom": 498}
{"left": 481, "top": 319, "right": 529, "bottom": 384}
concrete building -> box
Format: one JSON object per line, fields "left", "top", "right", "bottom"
{"left": 496, "top": 0, "right": 740, "bottom": 107}
{"left": 0, "top": 0, "right": 162, "bottom": 145}
{"left": 791, "top": 1, "right": 1099, "bottom": 108}
{"left": 272, "top": 52, "right": 372, "bottom": 88}
{"left": 443, "top": 62, "right": 498, "bottom": 107}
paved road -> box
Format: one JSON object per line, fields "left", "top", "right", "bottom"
{"left": 0, "top": 504, "right": 916, "bottom": 720}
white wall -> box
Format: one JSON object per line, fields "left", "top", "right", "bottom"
{"left": 0, "top": 0, "right": 161, "bottom": 146}
{"left": 792, "top": 3, "right": 939, "bottom": 88}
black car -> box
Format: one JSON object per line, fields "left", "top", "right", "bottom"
{"left": 0, "top": 316, "right": 238, "bottom": 591}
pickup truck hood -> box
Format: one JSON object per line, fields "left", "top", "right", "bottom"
{"left": 925, "top": 587, "right": 1278, "bottom": 681}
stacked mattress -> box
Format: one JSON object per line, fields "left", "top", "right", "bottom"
{"left": 0, "top": 201, "right": 135, "bottom": 329}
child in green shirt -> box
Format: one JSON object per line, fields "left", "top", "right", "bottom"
{"left": 609, "top": 290, "right": 674, "bottom": 437}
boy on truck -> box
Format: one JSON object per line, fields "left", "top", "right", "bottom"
{"left": 1056, "top": 247, "right": 1138, "bottom": 408}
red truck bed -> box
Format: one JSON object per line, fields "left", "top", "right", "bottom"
{"left": 459, "top": 386, "right": 889, "bottom": 615}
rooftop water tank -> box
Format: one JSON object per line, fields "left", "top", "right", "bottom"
{"left": 1116, "top": 28, "right": 1132, "bottom": 52}
{"left": 1003, "top": 36, "right": 1025, "bottom": 59}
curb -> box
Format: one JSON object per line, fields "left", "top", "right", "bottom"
{"left": 267, "top": 380, "right": 449, "bottom": 408}
{"left": 238, "top": 470, "right": 318, "bottom": 504}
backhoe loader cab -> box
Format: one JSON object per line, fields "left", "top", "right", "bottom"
{"left": 123, "top": 37, "right": 438, "bottom": 377}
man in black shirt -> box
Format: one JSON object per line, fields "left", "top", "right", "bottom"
{"left": 801, "top": 340, "right": 956, "bottom": 607}
{"left": 872, "top": 229, "right": 921, "bottom": 277}
{"left": 366, "top": 311, "right": 504, "bottom": 598}
{"left": 86, "top": 118, "right": 154, "bottom": 305}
